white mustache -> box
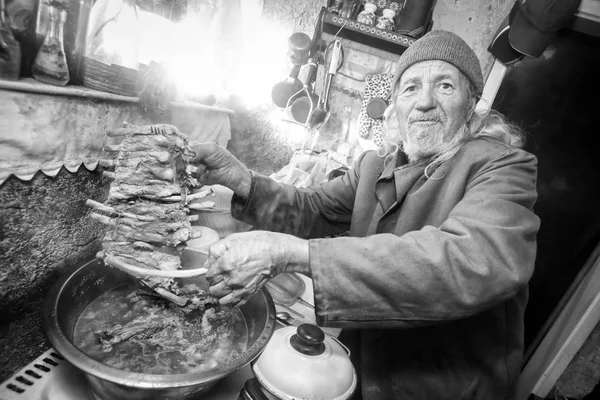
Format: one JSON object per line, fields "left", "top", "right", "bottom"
{"left": 409, "top": 113, "right": 445, "bottom": 123}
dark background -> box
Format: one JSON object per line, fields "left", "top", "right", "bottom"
{"left": 492, "top": 29, "right": 600, "bottom": 357}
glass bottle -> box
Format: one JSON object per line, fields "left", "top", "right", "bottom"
{"left": 376, "top": 8, "right": 396, "bottom": 31}
{"left": 0, "top": 0, "right": 21, "bottom": 80}
{"left": 32, "top": 3, "right": 69, "bottom": 85}
{"left": 357, "top": 2, "right": 377, "bottom": 26}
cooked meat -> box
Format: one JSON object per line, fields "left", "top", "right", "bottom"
{"left": 88, "top": 124, "right": 212, "bottom": 305}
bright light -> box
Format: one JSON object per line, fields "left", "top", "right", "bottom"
{"left": 166, "top": 4, "right": 290, "bottom": 106}
{"left": 93, "top": 0, "right": 294, "bottom": 107}
{"left": 225, "top": 20, "right": 291, "bottom": 107}
{"left": 86, "top": 0, "right": 141, "bottom": 70}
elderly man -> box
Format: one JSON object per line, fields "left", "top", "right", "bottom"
{"left": 193, "top": 30, "right": 540, "bottom": 399}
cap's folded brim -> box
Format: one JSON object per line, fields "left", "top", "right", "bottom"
{"left": 508, "top": 8, "right": 556, "bottom": 58}
{"left": 488, "top": 14, "right": 524, "bottom": 65}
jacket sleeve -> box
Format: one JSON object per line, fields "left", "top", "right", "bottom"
{"left": 310, "top": 149, "right": 540, "bottom": 329}
{"left": 230, "top": 153, "right": 369, "bottom": 239}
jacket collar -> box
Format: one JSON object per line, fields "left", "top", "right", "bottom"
{"left": 377, "top": 152, "right": 431, "bottom": 181}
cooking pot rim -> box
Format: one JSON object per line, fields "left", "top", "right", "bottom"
{"left": 43, "top": 258, "right": 276, "bottom": 388}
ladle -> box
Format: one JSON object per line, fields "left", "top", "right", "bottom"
{"left": 273, "top": 300, "right": 305, "bottom": 319}
{"left": 289, "top": 56, "right": 320, "bottom": 124}
{"left": 276, "top": 311, "right": 294, "bottom": 326}
{"left": 307, "top": 39, "right": 343, "bottom": 130}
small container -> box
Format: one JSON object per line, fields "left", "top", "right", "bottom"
{"left": 376, "top": 8, "right": 396, "bottom": 31}
{"left": 357, "top": 2, "right": 377, "bottom": 26}
{"left": 32, "top": 3, "right": 69, "bottom": 85}
{"left": 328, "top": 0, "right": 344, "bottom": 15}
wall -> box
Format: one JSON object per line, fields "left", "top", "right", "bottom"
{"left": 230, "top": 0, "right": 516, "bottom": 174}
{"left": 0, "top": 169, "right": 107, "bottom": 380}
{"left": 0, "top": 0, "right": 515, "bottom": 382}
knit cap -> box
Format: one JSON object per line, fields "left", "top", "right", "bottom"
{"left": 395, "top": 30, "right": 484, "bottom": 96}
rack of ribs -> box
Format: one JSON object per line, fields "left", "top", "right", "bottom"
{"left": 87, "top": 123, "right": 215, "bottom": 306}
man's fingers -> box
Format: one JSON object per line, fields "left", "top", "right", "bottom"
{"left": 191, "top": 142, "right": 220, "bottom": 164}
{"left": 204, "top": 240, "right": 233, "bottom": 283}
{"left": 209, "top": 280, "right": 233, "bottom": 297}
{"left": 218, "top": 289, "right": 250, "bottom": 306}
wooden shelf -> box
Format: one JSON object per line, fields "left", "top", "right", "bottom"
{"left": 322, "top": 12, "right": 416, "bottom": 55}
{"left": 0, "top": 78, "right": 234, "bottom": 115}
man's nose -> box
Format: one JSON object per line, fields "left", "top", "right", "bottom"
{"left": 415, "top": 86, "right": 436, "bottom": 110}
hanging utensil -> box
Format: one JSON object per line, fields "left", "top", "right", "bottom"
{"left": 271, "top": 64, "right": 304, "bottom": 108}
{"left": 289, "top": 56, "right": 320, "bottom": 124}
{"left": 271, "top": 32, "right": 311, "bottom": 108}
{"left": 306, "top": 39, "right": 343, "bottom": 131}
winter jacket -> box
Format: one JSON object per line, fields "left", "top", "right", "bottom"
{"left": 231, "top": 137, "right": 540, "bottom": 399}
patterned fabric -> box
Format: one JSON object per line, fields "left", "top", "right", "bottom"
{"left": 357, "top": 73, "right": 394, "bottom": 147}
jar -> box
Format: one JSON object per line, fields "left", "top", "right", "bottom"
{"left": 32, "top": 3, "right": 69, "bottom": 85}
{"left": 328, "top": 0, "right": 343, "bottom": 15}
{"left": 376, "top": 8, "right": 396, "bottom": 31}
{"left": 356, "top": 2, "right": 377, "bottom": 26}
{"left": 0, "top": 0, "right": 21, "bottom": 80}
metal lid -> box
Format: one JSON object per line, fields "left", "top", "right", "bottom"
{"left": 252, "top": 324, "right": 356, "bottom": 400}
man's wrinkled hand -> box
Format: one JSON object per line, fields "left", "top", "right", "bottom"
{"left": 203, "top": 231, "right": 308, "bottom": 307}
{"left": 190, "top": 142, "right": 252, "bottom": 198}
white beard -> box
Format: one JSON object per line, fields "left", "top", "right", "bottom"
{"left": 402, "top": 122, "right": 467, "bottom": 163}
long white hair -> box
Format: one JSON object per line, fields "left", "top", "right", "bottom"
{"left": 379, "top": 79, "right": 526, "bottom": 178}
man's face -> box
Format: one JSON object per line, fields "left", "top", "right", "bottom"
{"left": 389, "top": 60, "right": 473, "bottom": 161}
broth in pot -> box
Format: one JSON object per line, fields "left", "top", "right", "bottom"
{"left": 73, "top": 284, "right": 248, "bottom": 375}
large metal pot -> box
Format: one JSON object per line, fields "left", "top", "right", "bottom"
{"left": 43, "top": 252, "right": 276, "bottom": 400}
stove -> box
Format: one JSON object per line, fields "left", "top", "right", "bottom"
{"left": 0, "top": 276, "right": 338, "bottom": 400}
{"left": 0, "top": 347, "right": 254, "bottom": 400}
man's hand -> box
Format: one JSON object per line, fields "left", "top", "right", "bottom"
{"left": 191, "top": 142, "right": 252, "bottom": 198}
{"left": 204, "top": 231, "right": 310, "bottom": 306}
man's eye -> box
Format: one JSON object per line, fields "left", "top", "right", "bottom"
{"left": 439, "top": 82, "right": 454, "bottom": 91}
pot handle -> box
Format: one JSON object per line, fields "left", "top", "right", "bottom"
{"left": 330, "top": 335, "right": 352, "bottom": 357}
{"left": 239, "top": 378, "right": 271, "bottom": 400}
